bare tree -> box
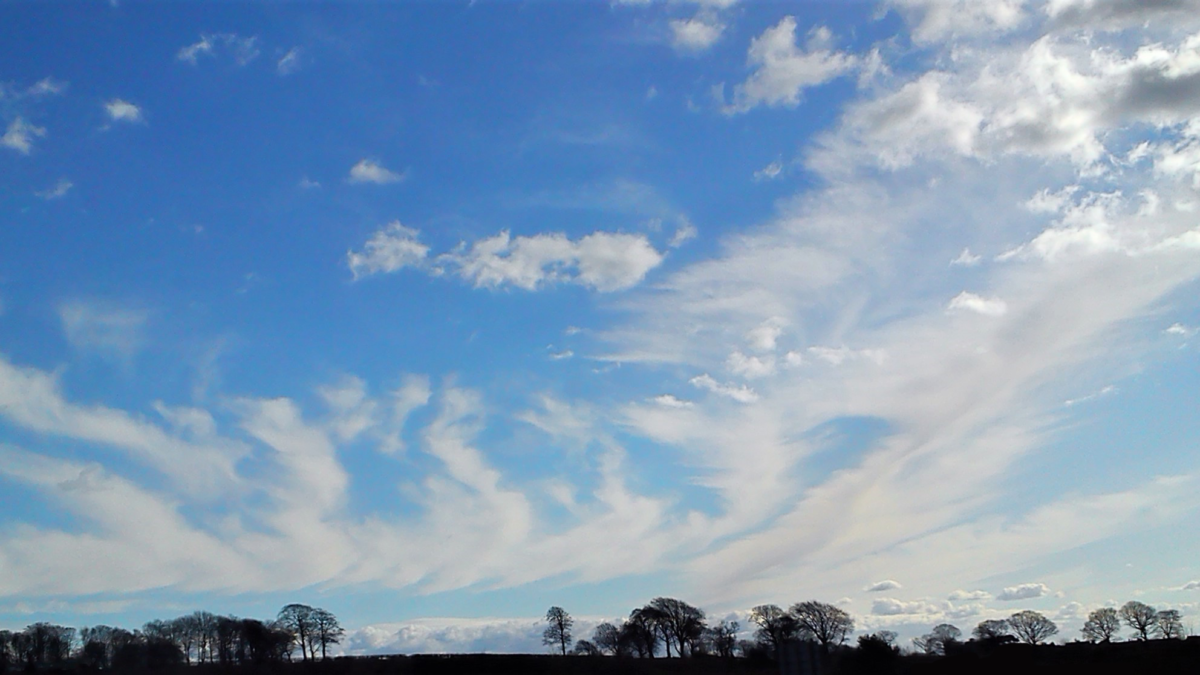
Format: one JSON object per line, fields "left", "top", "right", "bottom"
{"left": 1007, "top": 611, "right": 1058, "bottom": 645}
{"left": 622, "top": 608, "right": 660, "bottom": 658}
{"left": 1081, "top": 608, "right": 1121, "bottom": 643}
{"left": 789, "top": 601, "right": 854, "bottom": 649}
{"left": 1120, "top": 601, "right": 1158, "bottom": 641}
{"left": 646, "top": 598, "right": 706, "bottom": 657}
{"left": 543, "top": 607, "right": 573, "bottom": 656}
{"left": 277, "top": 604, "right": 316, "bottom": 661}
{"left": 591, "top": 622, "right": 620, "bottom": 656}
{"left": 703, "top": 620, "right": 739, "bottom": 658}
{"left": 913, "top": 624, "right": 961, "bottom": 655}
{"left": 972, "top": 619, "right": 1011, "bottom": 641}
{"left": 749, "top": 604, "right": 799, "bottom": 654}
{"left": 308, "top": 608, "right": 344, "bottom": 659}
{"left": 1156, "top": 609, "right": 1184, "bottom": 639}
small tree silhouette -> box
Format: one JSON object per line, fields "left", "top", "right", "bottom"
{"left": 543, "top": 607, "right": 573, "bottom": 656}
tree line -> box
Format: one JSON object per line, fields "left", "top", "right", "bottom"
{"left": 543, "top": 597, "right": 1193, "bottom": 660}
{"left": 0, "top": 604, "right": 343, "bottom": 672}
{"left": 542, "top": 597, "right": 856, "bottom": 658}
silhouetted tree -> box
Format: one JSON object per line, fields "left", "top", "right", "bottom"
{"left": 190, "top": 611, "right": 219, "bottom": 663}
{"left": 1008, "top": 610, "right": 1057, "bottom": 644}
{"left": 570, "top": 639, "right": 599, "bottom": 655}
{"left": 1081, "top": 607, "right": 1121, "bottom": 643}
{"left": 913, "top": 624, "right": 961, "bottom": 655}
{"left": 647, "top": 598, "right": 706, "bottom": 657}
{"left": 972, "top": 619, "right": 1011, "bottom": 641}
{"left": 591, "top": 622, "right": 620, "bottom": 656}
{"left": 1156, "top": 609, "right": 1184, "bottom": 639}
{"left": 0, "top": 630, "right": 13, "bottom": 674}
{"left": 622, "top": 608, "right": 660, "bottom": 658}
{"left": 1120, "top": 601, "right": 1158, "bottom": 641}
{"left": 789, "top": 601, "right": 854, "bottom": 649}
{"left": 278, "top": 604, "right": 317, "bottom": 661}
{"left": 749, "top": 604, "right": 798, "bottom": 655}
{"left": 703, "top": 620, "right": 738, "bottom": 657}
{"left": 856, "top": 632, "right": 900, "bottom": 670}
{"left": 311, "top": 608, "right": 344, "bottom": 659}
{"left": 543, "top": 606, "right": 573, "bottom": 656}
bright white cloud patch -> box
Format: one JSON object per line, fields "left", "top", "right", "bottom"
{"left": 726, "top": 17, "right": 857, "bottom": 113}
{"left": 996, "top": 582, "right": 1051, "bottom": 601}
{"left": 348, "top": 159, "right": 406, "bottom": 184}
{"left": 349, "top": 224, "right": 664, "bottom": 292}
{"left": 948, "top": 590, "right": 992, "bottom": 602}
{"left": 891, "top": 0, "right": 1027, "bottom": 44}
{"left": 444, "top": 230, "right": 663, "bottom": 292}
{"left": 865, "top": 579, "right": 903, "bottom": 592}
{"left": 871, "top": 598, "right": 941, "bottom": 616}
{"left": 670, "top": 16, "right": 724, "bottom": 52}
{"left": 347, "top": 222, "right": 430, "bottom": 279}
{"left": 105, "top": 99, "right": 143, "bottom": 123}
{"left": 651, "top": 394, "right": 693, "bottom": 408}
{"left": 2, "top": 117, "right": 46, "bottom": 154}
{"left": 689, "top": 374, "right": 758, "bottom": 403}
{"left": 947, "top": 291, "right": 1008, "bottom": 317}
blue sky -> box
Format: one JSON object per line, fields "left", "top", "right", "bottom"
{"left": 2, "top": 0, "right": 1200, "bottom": 653}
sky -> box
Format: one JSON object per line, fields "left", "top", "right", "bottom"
{"left": 2, "top": 0, "right": 1200, "bottom": 654}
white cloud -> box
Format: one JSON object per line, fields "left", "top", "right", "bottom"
{"left": 277, "top": 47, "right": 302, "bottom": 75}
{"left": 669, "top": 220, "right": 698, "bottom": 248}
{"left": 347, "top": 221, "right": 430, "bottom": 280}
{"left": 950, "top": 248, "right": 982, "bottom": 266}
{"left": 866, "top": 579, "right": 903, "bottom": 592}
{"left": 689, "top": 374, "right": 758, "bottom": 403}
{"left": 104, "top": 99, "right": 143, "bottom": 123}
{"left": 444, "top": 230, "right": 663, "bottom": 292}
{"left": 298, "top": 176, "right": 320, "bottom": 189}
{"left": 27, "top": 77, "right": 67, "bottom": 96}
{"left": 726, "top": 17, "right": 857, "bottom": 113}
{"left": 1182, "top": 580, "right": 1200, "bottom": 590}
{"left": 2, "top": 117, "right": 46, "bottom": 154}
{"left": 1165, "top": 323, "right": 1197, "bottom": 336}
{"left": 754, "top": 159, "right": 783, "bottom": 181}
{"left": 871, "top": 598, "right": 942, "bottom": 616}
{"left": 670, "top": 16, "right": 724, "bottom": 52}
{"left": 807, "top": 345, "right": 887, "bottom": 366}
{"left": 35, "top": 179, "right": 73, "bottom": 200}
{"left": 890, "top": 0, "right": 1028, "bottom": 44}
{"left": 177, "top": 33, "right": 260, "bottom": 66}
{"left": 947, "top": 292, "right": 1008, "bottom": 317}
{"left": 651, "top": 394, "right": 693, "bottom": 408}
{"left": 746, "top": 318, "right": 785, "bottom": 352}
{"left": 59, "top": 300, "right": 148, "bottom": 363}
{"left": 348, "top": 159, "right": 406, "bottom": 184}
{"left": 549, "top": 349, "right": 573, "bottom": 360}
{"left": 177, "top": 35, "right": 215, "bottom": 64}
{"left": 727, "top": 351, "right": 775, "bottom": 379}
{"left": 997, "top": 582, "right": 1051, "bottom": 601}
{"left": 948, "top": 589, "right": 993, "bottom": 602}
{"left": 349, "top": 225, "right": 664, "bottom": 292}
